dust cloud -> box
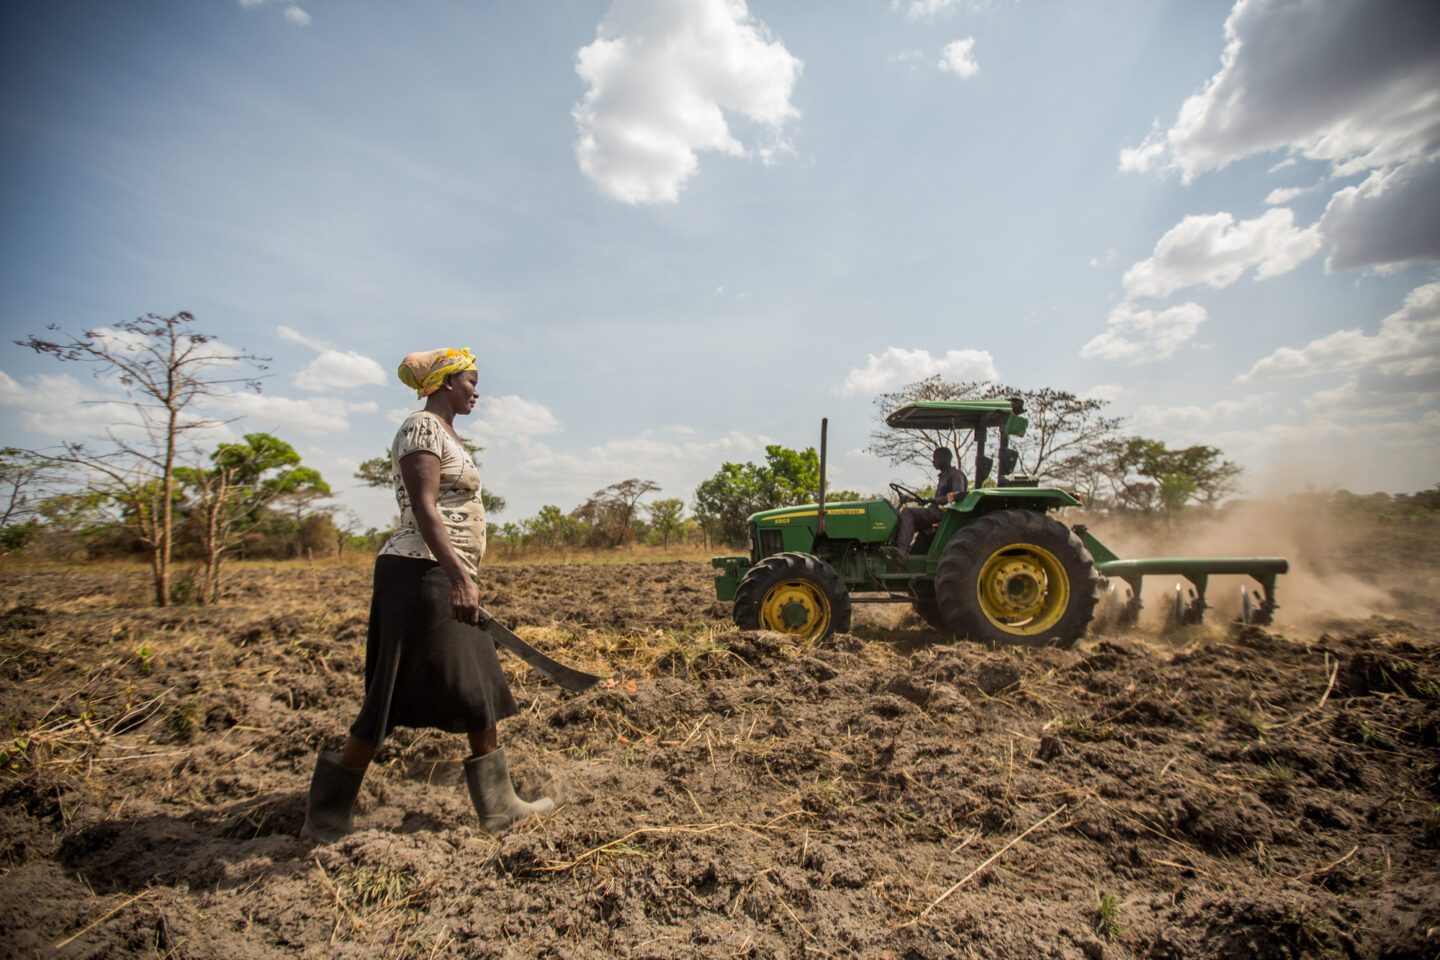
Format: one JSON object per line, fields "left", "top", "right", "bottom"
{"left": 1073, "top": 499, "right": 1406, "bottom": 631}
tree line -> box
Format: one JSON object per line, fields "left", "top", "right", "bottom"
{"left": 480, "top": 378, "right": 1264, "bottom": 551}
{"left": 11, "top": 312, "right": 1429, "bottom": 609}
{"left": 5, "top": 314, "right": 371, "bottom": 606}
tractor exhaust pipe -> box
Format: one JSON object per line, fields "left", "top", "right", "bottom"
{"left": 817, "top": 417, "right": 828, "bottom": 536}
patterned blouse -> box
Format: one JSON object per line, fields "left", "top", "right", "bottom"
{"left": 378, "top": 411, "right": 487, "bottom": 576}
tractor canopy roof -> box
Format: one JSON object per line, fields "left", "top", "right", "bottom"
{"left": 884, "top": 399, "right": 1028, "bottom": 437}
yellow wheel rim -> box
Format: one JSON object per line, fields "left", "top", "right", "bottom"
{"left": 759, "top": 579, "right": 832, "bottom": 640}
{"left": 975, "top": 542, "right": 1070, "bottom": 636}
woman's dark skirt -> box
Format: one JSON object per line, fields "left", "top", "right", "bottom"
{"left": 349, "top": 555, "right": 518, "bottom": 746}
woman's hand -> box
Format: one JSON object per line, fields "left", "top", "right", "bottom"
{"left": 400, "top": 450, "right": 482, "bottom": 624}
{"left": 449, "top": 571, "right": 481, "bottom": 625}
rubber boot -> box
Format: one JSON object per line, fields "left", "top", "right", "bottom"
{"left": 463, "top": 748, "right": 554, "bottom": 834}
{"left": 299, "top": 751, "right": 365, "bottom": 843}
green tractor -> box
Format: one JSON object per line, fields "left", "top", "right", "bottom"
{"left": 711, "top": 398, "right": 1288, "bottom": 646}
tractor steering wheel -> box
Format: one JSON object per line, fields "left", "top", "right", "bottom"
{"left": 889, "top": 482, "right": 930, "bottom": 506}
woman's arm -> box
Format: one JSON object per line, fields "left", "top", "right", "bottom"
{"left": 400, "top": 450, "right": 480, "bottom": 624}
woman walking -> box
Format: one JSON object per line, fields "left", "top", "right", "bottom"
{"left": 301, "top": 347, "right": 552, "bottom": 842}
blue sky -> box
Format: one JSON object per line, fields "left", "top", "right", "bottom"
{"left": 2, "top": 0, "right": 1436, "bottom": 529}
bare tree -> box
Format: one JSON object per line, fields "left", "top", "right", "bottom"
{"left": 867, "top": 377, "right": 995, "bottom": 471}
{"left": 17, "top": 312, "right": 267, "bottom": 605}
{"left": 867, "top": 377, "right": 1124, "bottom": 492}
{"left": 575, "top": 479, "right": 661, "bottom": 547}
{"left": 0, "top": 449, "right": 67, "bottom": 553}
{"left": 332, "top": 508, "right": 367, "bottom": 558}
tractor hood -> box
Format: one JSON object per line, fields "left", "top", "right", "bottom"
{"left": 885, "top": 399, "right": 1028, "bottom": 437}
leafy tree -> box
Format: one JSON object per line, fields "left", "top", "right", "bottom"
{"left": 867, "top": 377, "right": 1123, "bottom": 492}
{"left": 353, "top": 454, "right": 390, "bottom": 488}
{"left": 522, "top": 504, "right": 588, "bottom": 549}
{"left": 647, "top": 497, "right": 685, "bottom": 547}
{"left": 268, "top": 480, "right": 335, "bottom": 558}
{"left": 354, "top": 434, "right": 505, "bottom": 514}
{"left": 176, "top": 433, "right": 329, "bottom": 602}
{"left": 693, "top": 445, "right": 820, "bottom": 546}
{"left": 1117, "top": 437, "right": 1242, "bottom": 521}
{"left": 17, "top": 312, "right": 267, "bottom": 605}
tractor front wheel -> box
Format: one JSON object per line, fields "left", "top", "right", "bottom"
{"left": 733, "top": 552, "right": 852, "bottom": 642}
{"left": 935, "top": 509, "right": 1100, "bottom": 648}
{"left": 911, "top": 582, "right": 944, "bottom": 629}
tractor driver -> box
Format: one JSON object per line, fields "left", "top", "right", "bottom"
{"left": 883, "top": 447, "right": 967, "bottom": 565}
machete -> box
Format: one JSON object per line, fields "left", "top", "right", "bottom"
{"left": 478, "top": 608, "right": 601, "bottom": 692}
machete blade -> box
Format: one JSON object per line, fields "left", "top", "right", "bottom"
{"left": 479, "top": 610, "right": 601, "bottom": 692}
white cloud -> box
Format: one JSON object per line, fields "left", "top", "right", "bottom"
{"left": 1121, "top": 208, "right": 1322, "bottom": 299}
{"left": 0, "top": 368, "right": 252, "bottom": 446}
{"left": 1119, "top": 0, "right": 1440, "bottom": 272}
{"left": 1118, "top": 132, "right": 1167, "bottom": 173}
{"left": 1081, "top": 301, "right": 1207, "bottom": 363}
{"left": 347, "top": 401, "right": 378, "bottom": 414}
{"left": 892, "top": 49, "right": 924, "bottom": 63}
{"left": 83, "top": 326, "right": 247, "bottom": 373}
{"left": 467, "top": 395, "right": 562, "bottom": 444}
{"left": 1164, "top": 0, "right": 1440, "bottom": 179}
{"left": 212, "top": 391, "right": 353, "bottom": 436}
{"left": 837, "top": 347, "right": 1000, "bottom": 396}
{"left": 236, "top": 0, "right": 310, "bottom": 24}
{"left": 1320, "top": 157, "right": 1440, "bottom": 272}
{"left": 1243, "top": 281, "right": 1440, "bottom": 383}
{"left": 1238, "top": 283, "right": 1439, "bottom": 444}
{"left": 276, "top": 325, "right": 324, "bottom": 351}
{"left": 0, "top": 371, "right": 140, "bottom": 438}
{"left": 1129, "top": 396, "right": 1267, "bottom": 432}
{"left": 892, "top": 0, "right": 998, "bottom": 19}
{"left": 573, "top": 0, "right": 802, "bottom": 205}
{"left": 294, "top": 350, "right": 387, "bottom": 392}
{"left": 1079, "top": 383, "right": 1123, "bottom": 403}
{"left": 1264, "top": 184, "right": 1312, "bottom": 205}
{"left": 0, "top": 365, "right": 361, "bottom": 449}
{"left": 277, "top": 325, "right": 386, "bottom": 392}
{"left": 379, "top": 396, "right": 563, "bottom": 446}
{"left": 938, "top": 38, "right": 979, "bottom": 79}
{"left": 894, "top": 0, "right": 963, "bottom": 18}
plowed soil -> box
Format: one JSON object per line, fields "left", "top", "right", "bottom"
{"left": 0, "top": 551, "right": 1436, "bottom": 959}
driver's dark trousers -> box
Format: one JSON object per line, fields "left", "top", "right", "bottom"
{"left": 891, "top": 505, "right": 945, "bottom": 554}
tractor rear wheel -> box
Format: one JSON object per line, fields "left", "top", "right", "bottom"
{"left": 733, "top": 552, "right": 852, "bottom": 642}
{"left": 935, "top": 509, "right": 1100, "bottom": 648}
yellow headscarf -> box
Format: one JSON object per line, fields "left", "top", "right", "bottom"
{"left": 397, "top": 348, "right": 477, "bottom": 398}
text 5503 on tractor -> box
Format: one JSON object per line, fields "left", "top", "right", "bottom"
{"left": 711, "top": 399, "right": 1288, "bottom": 646}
